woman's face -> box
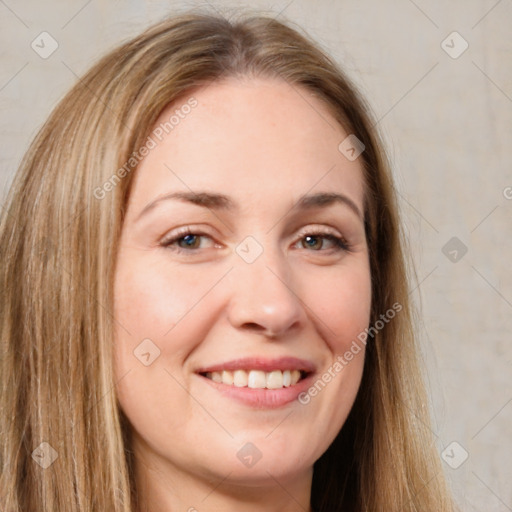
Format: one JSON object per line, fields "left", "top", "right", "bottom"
{"left": 113, "top": 77, "right": 371, "bottom": 488}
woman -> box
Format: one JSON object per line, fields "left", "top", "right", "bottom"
{"left": 0, "top": 10, "right": 456, "bottom": 511}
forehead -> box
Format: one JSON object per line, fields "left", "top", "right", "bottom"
{"left": 129, "top": 77, "right": 365, "bottom": 215}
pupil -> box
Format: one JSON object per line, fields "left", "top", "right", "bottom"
{"left": 183, "top": 234, "right": 196, "bottom": 246}
{"left": 305, "top": 236, "right": 320, "bottom": 249}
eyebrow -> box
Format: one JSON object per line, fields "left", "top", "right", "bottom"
{"left": 136, "top": 190, "right": 363, "bottom": 222}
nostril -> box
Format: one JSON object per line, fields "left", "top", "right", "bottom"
{"left": 242, "top": 323, "right": 269, "bottom": 334}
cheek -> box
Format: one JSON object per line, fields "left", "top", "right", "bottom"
{"left": 112, "top": 250, "right": 231, "bottom": 408}
{"left": 306, "top": 259, "right": 372, "bottom": 349}
{"left": 111, "top": 252, "right": 218, "bottom": 441}
{"left": 113, "top": 250, "right": 224, "bottom": 348}
{"left": 111, "top": 251, "right": 203, "bottom": 406}
{"left": 287, "top": 260, "right": 371, "bottom": 457}
{"left": 114, "top": 261, "right": 192, "bottom": 336}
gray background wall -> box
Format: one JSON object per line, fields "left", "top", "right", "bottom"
{"left": 1, "top": 1, "right": 511, "bottom": 509}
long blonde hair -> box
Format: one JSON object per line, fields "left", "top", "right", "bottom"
{"left": 0, "top": 10, "right": 455, "bottom": 511}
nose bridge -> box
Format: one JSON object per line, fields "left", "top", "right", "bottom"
{"left": 227, "top": 236, "right": 305, "bottom": 336}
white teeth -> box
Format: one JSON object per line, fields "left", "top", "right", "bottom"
{"left": 290, "top": 370, "right": 301, "bottom": 385}
{"left": 248, "top": 370, "right": 266, "bottom": 388}
{"left": 222, "top": 370, "right": 233, "bottom": 385}
{"left": 211, "top": 372, "right": 222, "bottom": 383}
{"left": 266, "top": 370, "right": 283, "bottom": 389}
{"left": 205, "top": 369, "right": 304, "bottom": 388}
{"left": 233, "top": 370, "right": 248, "bottom": 387}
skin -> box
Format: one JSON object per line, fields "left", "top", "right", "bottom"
{"left": 113, "top": 76, "right": 372, "bottom": 512}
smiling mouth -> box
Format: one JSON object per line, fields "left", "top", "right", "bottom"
{"left": 200, "top": 369, "right": 309, "bottom": 389}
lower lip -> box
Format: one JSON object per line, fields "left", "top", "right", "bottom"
{"left": 198, "top": 373, "right": 315, "bottom": 409}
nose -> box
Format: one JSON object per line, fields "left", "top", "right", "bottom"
{"left": 226, "top": 246, "right": 306, "bottom": 339}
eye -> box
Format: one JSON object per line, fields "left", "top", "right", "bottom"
{"left": 160, "top": 226, "right": 351, "bottom": 255}
{"left": 160, "top": 227, "right": 217, "bottom": 253}
{"left": 294, "top": 229, "right": 350, "bottom": 252}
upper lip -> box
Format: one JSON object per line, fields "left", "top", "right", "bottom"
{"left": 196, "top": 356, "right": 316, "bottom": 374}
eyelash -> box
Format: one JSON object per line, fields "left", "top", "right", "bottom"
{"left": 160, "top": 226, "right": 351, "bottom": 255}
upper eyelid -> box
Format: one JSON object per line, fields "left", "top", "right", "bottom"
{"left": 160, "top": 226, "right": 214, "bottom": 244}
{"left": 161, "top": 224, "right": 342, "bottom": 238}
{"left": 295, "top": 225, "right": 343, "bottom": 237}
